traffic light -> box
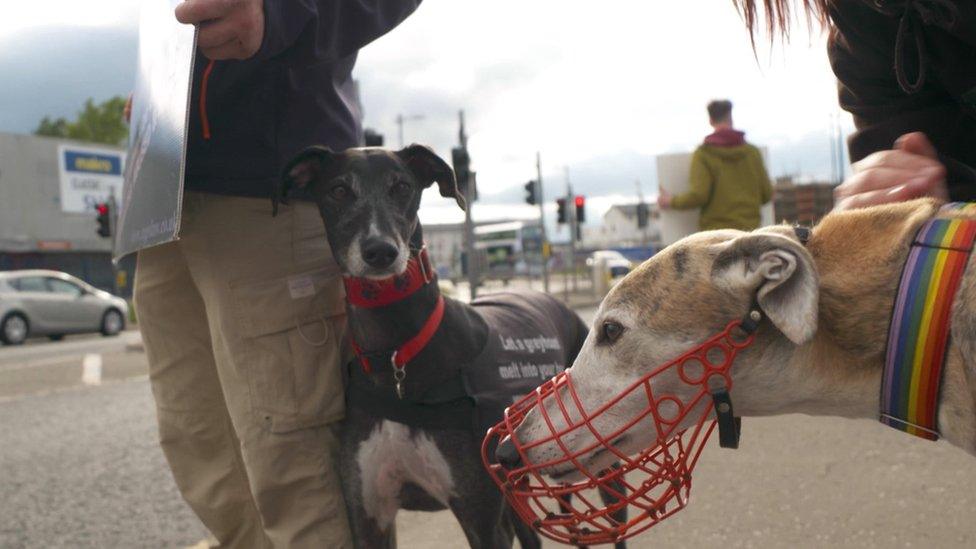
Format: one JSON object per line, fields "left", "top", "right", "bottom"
{"left": 636, "top": 202, "right": 649, "bottom": 228}
{"left": 574, "top": 195, "right": 586, "bottom": 223}
{"left": 452, "top": 147, "right": 471, "bottom": 187}
{"left": 364, "top": 128, "right": 384, "bottom": 147}
{"left": 524, "top": 180, "right": 538, "bottom": 205}
{"left": 556, "top": 198, "right": 567, "bottom": 224}
{"left": 96, "top": 202, "right": 111, "bottom": 238}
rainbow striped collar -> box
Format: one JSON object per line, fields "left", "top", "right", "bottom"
{"left": 882, "top": 202, "right": 976, "bottom": 440}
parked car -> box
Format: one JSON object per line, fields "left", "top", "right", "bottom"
{"left": 0, "top": 270, "right": 128, "bottom": 345}
{"left": 586, "top": 249, "right": 633, "bottom": 267}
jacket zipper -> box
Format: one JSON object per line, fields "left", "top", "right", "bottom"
{"left": 199, "top": 59, "right": 215, "bottom": 140}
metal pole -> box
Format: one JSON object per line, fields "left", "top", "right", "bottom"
{"left": 396, "top": 113, "right": 425, "bottom": 148}
{"left": 397, "top": 114, "right": 404, "bottom": 148}
{"left": 536, "top": 152, "right": 550, "bottom": 294}
{"left": 107, "top": 189, "right": 120, "bottom": 295}
{"left": 460, "top": 111, "right": 478, "bottom": 301}
{"left": 566, "top": 167, "right": 577, "bottom": 294}
{"left": 636, "top": 178, "right": 648, "bottom": 248}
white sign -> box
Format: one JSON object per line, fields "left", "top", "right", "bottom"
{"left": 57, "top": 144, "right": 126, "bottom": 214}
{"left": 656, "top": 149, "right": 774, "bottom": 246}
{"left": 115, "top": 0, "right": 196, "bottom": 259}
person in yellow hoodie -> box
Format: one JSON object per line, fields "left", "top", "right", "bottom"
{"left": 658, "top": 99, "right": 772, "bottom": 231}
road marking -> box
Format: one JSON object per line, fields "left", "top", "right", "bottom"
{"left": 0, "top": 331, "right": 141, "bottom": 366}
{"left": 82, "top": 353, "right": 103, "bottom": 385}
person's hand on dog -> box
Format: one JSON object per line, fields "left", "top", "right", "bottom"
{"left": 175, "top": 0, "right": 264, "bottom": 60}
{"left": 834, "top": 132, "right": 948, "bottom": 211}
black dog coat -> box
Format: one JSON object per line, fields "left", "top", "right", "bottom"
{"left": 462, "top": 291, "right": 588, "bottom": 436}
{"left": 345, "top": 290, "right": 588, "bottom": 436}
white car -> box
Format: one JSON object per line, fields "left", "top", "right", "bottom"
{"left": 586, "top": 250, "right": 634, "bottom": 270}
{"left": 0, "top": 270, "right": 128, "bottom": 345}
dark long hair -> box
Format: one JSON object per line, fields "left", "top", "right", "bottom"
{"left": 731, "top": 0, "right": 832, "bottom": 44}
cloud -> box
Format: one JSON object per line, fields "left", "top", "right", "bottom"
{"left": 0, "top": 0, "right": 139, "bottom": 37}
{"left": 0, "top": 25, "right": 137, "bottom": 133}
{"left": 0, "top": 0, "right": 855, "bottom": 230}
{"left": 355, "top": 0, "right": 852, "bottom": 222}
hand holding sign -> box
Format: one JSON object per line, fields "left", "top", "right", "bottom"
{"left": 175, "top": 0, "right": 264, "bottom": 60}
{"left": 657, "top": 186, "right": 672, "bottom": 209}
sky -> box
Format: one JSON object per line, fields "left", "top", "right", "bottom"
{"left": 0, "top": 0, "right": 854, "bottom": 233}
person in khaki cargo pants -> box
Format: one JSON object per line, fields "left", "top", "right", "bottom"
{"left": 133, "top": 1, "right": 421, "bottom": 547}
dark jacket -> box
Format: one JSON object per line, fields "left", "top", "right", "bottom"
{"left": 185, "top": 0, "right": 421, "bottom": 198}
{"left": 828, "top": 0, "right": 976, "bottom": 201}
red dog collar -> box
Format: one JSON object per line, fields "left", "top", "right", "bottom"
{"left": 343, "top": 247, "right": 435, "bottom": 308}
{"left": 345, "top": 247, "right": 443, "bottom": 398}
{"left": 350, "top": 296, "right": 445, "bottom": 373}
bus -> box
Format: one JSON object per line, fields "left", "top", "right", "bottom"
{"left": 474, "top": 221, "right": 544, "bottom": 279}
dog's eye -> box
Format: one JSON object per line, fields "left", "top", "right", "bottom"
{"left": 391, "top": 181, "right": 412, "bottom": 196}
{"left": 602, "top": 321, "right": 624, "bottom": 344}
{"left": 330, "top": 185, "right": 351, "bottom": 201}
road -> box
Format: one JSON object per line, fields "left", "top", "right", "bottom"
{"left": 2, "top": 310, "right": 975, "bottom": 548}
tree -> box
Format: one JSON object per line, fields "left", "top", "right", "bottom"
{"left": 34, "top": 96, "right": 129, "bottom": 146}
{"left": 35, "top": 116, "right": 70, "bottom": 137}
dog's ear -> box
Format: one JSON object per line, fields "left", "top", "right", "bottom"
{"left": 397, "top": 144, "right": 466, "bottom": 211}
{"left": 711, "top": 232, "right": 819, "bottom": 345}
{"left": 274, "top": 146, "right": 335, "bottom": 216}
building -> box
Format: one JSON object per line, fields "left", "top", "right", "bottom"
{"left": 423, "top": 222, "right": 465, "bottom": 279}
{"left": 585, "top": 202, "right": 661, "bottom": 249}
{"left": 424, "top": 219, "right": 544, "bottom": 280}
{"left": 773, "top": 176, "right": 835, "bottom": 226}
{"left": 0, "top": 132, "right": 132, "bottom": 294}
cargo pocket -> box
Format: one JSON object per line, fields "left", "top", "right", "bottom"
{"left": 231, "top": 265, "right": 347, "bottom": 433}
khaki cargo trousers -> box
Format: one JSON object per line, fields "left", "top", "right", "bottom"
{"left": 134, "top": 191, "right": 352, "bottom": 548}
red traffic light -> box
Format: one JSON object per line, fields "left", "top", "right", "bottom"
{"left": 96, "top": 203, "right": 109, "bottom": 215}
{"left": 574, "top": 195, "right": 585, "bottom": 207}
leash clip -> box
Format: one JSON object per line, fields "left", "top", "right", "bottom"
{"left": 391, "top": 352, "right": 406, "bottom": 399}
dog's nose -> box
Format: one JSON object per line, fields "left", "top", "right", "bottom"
{"left": 495, "top": 436, "right": 523, "bottom": 469}
{"left": 362, "top": 239, "right": 399, "bottom": 269}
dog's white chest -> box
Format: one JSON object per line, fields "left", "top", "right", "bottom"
{"left": 355, "top": 420, "right": 455, "bottom": 529}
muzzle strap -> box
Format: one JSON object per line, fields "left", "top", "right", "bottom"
{"left": 710, "top": 389, "right": 740, "bottom": 449}
{"left": 712, "top": 306, "right": 761, "bottom": 449}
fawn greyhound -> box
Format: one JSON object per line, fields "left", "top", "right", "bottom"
{"left": 274, "top": 145, "right": 625, "bottom": 548}
{"left": 497, "top": 198, "right": 976, "bottom": 482}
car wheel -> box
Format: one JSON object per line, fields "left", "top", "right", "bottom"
{"left": 49, "top": 334, "right": 65, "bottom": 342}
{"left": 1, "top": 313, "right": 29, "bottom": 345}
{"left": 101, "top": 309, "right": 124, "bottom": 337}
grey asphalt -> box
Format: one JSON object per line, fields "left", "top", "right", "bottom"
{"left": 2, "top": 310, "right": 976, "bottom": 548}
{"left": 0, "top": 377, "right": 208, "bottom": 548}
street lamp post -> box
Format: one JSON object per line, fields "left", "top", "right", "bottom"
{"left": 396, "top": 113, "right": 425, "bottom": 148}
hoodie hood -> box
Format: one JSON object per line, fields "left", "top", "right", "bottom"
{"left": 703, "top": 128, "right": 746, "bottom": 147}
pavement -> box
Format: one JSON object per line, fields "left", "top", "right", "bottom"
{"left": 2, "top": 309, "right": 976, "bottom": 548}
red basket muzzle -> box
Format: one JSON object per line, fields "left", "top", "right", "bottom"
{"left": 481, "top": 319, "right": 757, "bottom": 546}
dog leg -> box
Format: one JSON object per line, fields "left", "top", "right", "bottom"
{"left": 554, "top": 465, "right": 628, "bottom": 549}
{"left": 448, "top": 489, "right": 511, "bottom": 549}
{"left": 598, "top": 463, "right": 628, "bottom": 549}
{"left": 507, "top": 505, "right": 541, "bottom": 549}
{"left": 340, "top": 419, "right": 399, "bottom": 549}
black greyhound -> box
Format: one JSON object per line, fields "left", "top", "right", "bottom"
{"left": 275, "top": 145, "right": 624, "bottom": 548}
